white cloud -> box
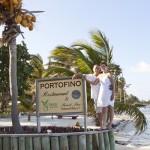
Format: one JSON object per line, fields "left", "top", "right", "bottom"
{"left": 129, "top": 61, "right": 150, "bottom": 73}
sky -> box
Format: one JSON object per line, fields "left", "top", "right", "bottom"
{"left": 2, "top": 0, "right": 150, "bottom": 101}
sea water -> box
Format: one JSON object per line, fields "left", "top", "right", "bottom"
{"left": 115, "top": 106, "right": 150, "bottom": 149}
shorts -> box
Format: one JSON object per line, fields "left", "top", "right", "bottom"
{"left": 96, "top": 107, "right": 102, "bottom": 113}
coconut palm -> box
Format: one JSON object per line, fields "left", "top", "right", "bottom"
{"left": 0, "top": 0, "right": 42, "bottom": 133}
{"left": 47, "top": 29, "right": 147, "bottom": 133}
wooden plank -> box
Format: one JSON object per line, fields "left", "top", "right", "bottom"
{"left": 98, "top": 133, "right": 105, "bottom": 150}
{"left": 11, "top": 137, "right": 18, "bottom": 150}
{"left": 3, "top": 137, "right": 10, "bottom": 150}
{"left": 33, "top": 137, "right": 41, "bottom": 150}
{"left": 92, "top": 133, "right": 99, "bottom": 150}
{"left": 69, "top": 135, "right": 78, "bottom": 150}
{"left": 41, "top": 136, "right": 51, "bottom": 150}
{"left": 0, "top": 137, "right": 2, "bottom": 150}
{"left": 26, "top": 137, "right": 33, "bottom": 150}
{"left": 19, "top": 137, "right": 25, "bottom": 150}
{"left": 0, "top": 130, "right": 109, "bottom": 137}
{"left": 108, "top": 131, "right": 115, "bottom": 150}
{"left": 78, "top": 134, "right": 86, "bottom": 150}
{"left": 103, "top": 132, "right": 110, "bottom": 150}
{"left": 86, "top": 134, "right": 92, "bottom": 150}
{"left": 51, "top": 137, "right": 59, "bottom": 150}
{"left": 59, "top": 136, "right": 69, "bottom": 150}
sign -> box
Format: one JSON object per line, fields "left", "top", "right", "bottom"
{"left": 36, "top": 77, "right": 84, "bottom": 114}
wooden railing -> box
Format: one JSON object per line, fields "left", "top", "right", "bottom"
{"left": 0, "top": 130, "right": 115, "bottom": 150}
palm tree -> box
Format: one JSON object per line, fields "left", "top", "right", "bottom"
{"left": 115, "top": 76, "right": 126, "bottom": 101}
{"left": 28, "top": 54, "right": 45, "bottom": 96}
{"left": 30, "top": 54, "right": 45, "bottom": 80}
{"left": 0, "top": 0, "right": 42, "bottom": 133}
{"left": 47, "top": 29, "right": 147, "bottom": 133}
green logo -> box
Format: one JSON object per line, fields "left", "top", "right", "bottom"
{"left": 42, "top": 100, "right": 48, "bottom": 111}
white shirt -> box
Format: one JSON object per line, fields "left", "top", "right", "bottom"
{"left": 84, "top": 74, "right": 100, "bottom": 100}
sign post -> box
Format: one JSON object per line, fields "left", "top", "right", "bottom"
{"left": 35, "top": 77, "right": 87, "bottom": 132}
{"left": 82, "top": 77, "right": 87, "bottom": 131}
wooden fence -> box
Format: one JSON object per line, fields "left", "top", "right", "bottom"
{"left": 0, "top": 130, "right": 115, "bottom": 150}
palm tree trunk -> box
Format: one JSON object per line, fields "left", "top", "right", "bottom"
{"left": 9, "top": 38, "right": 23, "bottom": 133}
{"left": 28, "top": 111, "right": 31, "bottom": 122}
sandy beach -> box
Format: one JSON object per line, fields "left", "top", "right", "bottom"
{"left": 115, "top": 144, "right": 150, "bottom": 150}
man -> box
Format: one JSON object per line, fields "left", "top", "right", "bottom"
{"left": 72, "top": 65, "right": 102, "bottom": 127}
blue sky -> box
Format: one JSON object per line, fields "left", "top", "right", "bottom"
{"left": 4, "top": 0, "right": 150, "bottom": 100}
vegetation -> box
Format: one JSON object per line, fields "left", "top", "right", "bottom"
{"left": 0, "top": 42, "right": 38, "bottom": 120}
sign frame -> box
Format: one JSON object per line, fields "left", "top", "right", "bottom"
{"left": 35, "top": 76, "right": 87, "bottom": 132}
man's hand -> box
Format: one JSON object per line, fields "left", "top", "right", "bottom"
{"left": 72, "top": 73, "right": 83, "bottom": 79}
{"left": 72, "top": 74, "right": 78, "bottom": 79}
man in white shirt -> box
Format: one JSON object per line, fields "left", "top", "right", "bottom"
{"left": 72, "top": 65, "right": 102, "bottom": 127}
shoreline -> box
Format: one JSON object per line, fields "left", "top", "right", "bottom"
{"left": 113, "top": 115, "right": 150, "bottom": 150}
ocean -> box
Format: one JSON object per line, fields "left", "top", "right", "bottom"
{"left": 115, "top": 106, "right": 150, "bottom": 149}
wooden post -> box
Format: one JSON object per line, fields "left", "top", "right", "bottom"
{"left": 83, "top": 78, "right": 87, "bottom": 131}
{"left": 36, "top": 79, "right": 41, "bottom": 133}
{"left": 51, "top": 137, "right": 59, "bottom": 150}
{"left": 33, "top": 137, "right": 41, "bottom": 150}
{"left": 86, "top": 134, "right": 92, "bottom": 150}
{"left": 59, "top": 136, "right": 69, "bottom": 150}
{"left": 103, "top": 132, "right": 110, "bottom": 150}
{"left": 3, "top": 137, "right": 10, "bottom": 150}
{"left": 26, "top": 137, "right": 33, "bottom": 150}
{"left": 108, "top": 131, "right": 115, "bottom": 150}
{"left": 69, "top": 135, "right": 78, "bottom": 150}
{"left": 11, "top": 137, "right": 18, "bottom": 150}
{"left": 92, "top": 133, "right": 99, "bottom": 149}
{"left": 78, "top": 134, "right": 86, "bottom": 150}
{"left": 19, "top": 137, "right": 25, "bottom": 150}
{"left": 98, "top": 133, "right": 105, "bottom": 150}
{"left": 41, "top": 136, "right": 51, "bottom": 150}
{"left": 0, "top": 137, "right": 2, "bottom": 150}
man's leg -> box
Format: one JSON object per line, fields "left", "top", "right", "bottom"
{"left": 97, "top": 107, "right": 102, "bottom": 127}
{"left": 94, "top": 99, "right": 99, "bottom": 126}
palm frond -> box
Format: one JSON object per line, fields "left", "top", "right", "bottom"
{"left": 43, "top": 66, "right": 74, "bottom": 78}
{"left": 73, "top": 42, "right": 103, "bottom": 66}
{"left": 115, "top": 101, "right": 147, "bottom": 134}
{"left": 90, "top": 29, "right": 113, "bottom": 63}
{"left": 49, "top": 45, "right": 93, "bottom": 72}
{"left": 75, "top": 58, "right": 92, "bottom": 74}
